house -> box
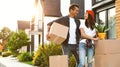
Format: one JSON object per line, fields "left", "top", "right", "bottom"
{"left": 17, "top": 20, "right": 36, "bottom": 52}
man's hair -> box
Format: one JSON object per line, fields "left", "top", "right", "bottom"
{"left": 69, "top": 4, "right": 79, "bottom": 11}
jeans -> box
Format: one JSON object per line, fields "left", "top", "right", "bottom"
{"left": 62, "top": 44, "right": 79, "bottom": 67}
{"left": 78, "top": 42, "right": 94, "bottom": 67}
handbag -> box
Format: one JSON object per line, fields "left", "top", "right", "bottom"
{"left": 85, "top": 39, "right": 93, "bottom": 48}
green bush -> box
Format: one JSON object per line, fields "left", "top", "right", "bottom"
{"left": 70, "top": 55, "right": 76, "bottom": 67}
{"left": 17, "top": 52, "right": 33, "bottom": 62}
{"left": 32, "top": 43, "right": 77, "bottom": 67}
{"left": 32, "top": 43, "right": 62, "bottom": 66}
{"left": 7, "top": 30, "right": 31, "bottom": 56}
{"left": 2, "top": 51, "right": 12, "bottom": 57}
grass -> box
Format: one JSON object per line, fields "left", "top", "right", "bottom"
{"left": 22, "top": 61, "right": 33, "bottom": 65}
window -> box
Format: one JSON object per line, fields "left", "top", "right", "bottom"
{"left": 93, "top": 0, "right": 115, "bottom": 39}
{"left": 99, "top": 11, "right": 106, "bottom": 25}
{"left": 108, "top": 8, "right": 116, "bottom": 39}
{"left": 92, "top": 0, "right": 114, "bottom": 6}
{"left": 43, "top": 0, "right": 61, "bottom": 17}
{"left": 96, "top": 7, "right": 116, "bottom": 39}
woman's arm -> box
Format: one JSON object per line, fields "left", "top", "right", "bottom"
{"left": 80, "top": 28, "right": 98, "bottom": 40}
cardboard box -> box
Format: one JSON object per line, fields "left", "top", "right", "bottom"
{"left": 47, "top": 22, "right": 68, "bottom": 44}
{"left": 95, "top": 40, "right": 120, "bottom": 67}
{"left": 94, "top": 40, "right": 120, "bottom": 54}
{"left": 95, "top": 54, "right": 120, "bottom": 67}
{"left": 49, "top": 55, "right": 68, "bottom": 67}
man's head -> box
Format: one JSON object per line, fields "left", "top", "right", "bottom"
{"left": 69, "top": 4, "right": 79, "bottom": 17}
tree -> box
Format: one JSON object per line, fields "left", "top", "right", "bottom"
{"left": 7, "top": 30, "right": 30, "bottom": 55}
{"left": 0, "top": 27, "right": 12, "bottom": 50}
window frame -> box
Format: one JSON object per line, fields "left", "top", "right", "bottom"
{"left": 92, "top": 0, "right": 115, "bottom": 9}
{"left": 95, "top": 6, "right": 115, "bottom": 39}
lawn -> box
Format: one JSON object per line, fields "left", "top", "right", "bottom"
{"left": 22, "top": 61, "right": 32, "bottom": 65}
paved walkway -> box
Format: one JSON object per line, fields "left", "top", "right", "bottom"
{"left": 0, "top": 56, "right": 37, "bottom": 67}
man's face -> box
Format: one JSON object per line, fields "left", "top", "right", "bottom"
{"left": 70, "top": 7, "right": 79, "bottom": 17}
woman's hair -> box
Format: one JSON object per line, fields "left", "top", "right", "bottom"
{"left": 85, "top": 14, "right": 95, "bottom": 30}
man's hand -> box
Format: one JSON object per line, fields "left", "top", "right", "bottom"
{"left": 46, "top": 32, "right": 50, "bottom": 40}
{"left": 46, "top": 25, "right": 51, "bottom": 40}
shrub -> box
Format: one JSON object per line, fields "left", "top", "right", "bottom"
{"left": 32, "top": 43, "right": 62, "bottom": 66}
{"left": 32, "top": 46, "right": 43, "bottom": 66}
{"left": 32, "top": 43, "right": 77, "bottom": 67}
{"left": 70, "top": 55, "right": 76, "bottom": 67}
{"left": 17, "top": 52, "right": 33, "bottom": 62}
{"left": 7, "top": 30, "right": 31, "bottom": 56}
{"left": 2, "top": 51, "right": 12, "bottom": 57}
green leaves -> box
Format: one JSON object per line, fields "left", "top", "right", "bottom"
{"left": 94, "top": 23, "right": 110, "bottom": 33}
{"left": 18, "top": 52, "right": 33, "bottom": 62}
{"left": 32, "top": 43, "right": 62, "bottom": 66}
{"left": 0, "top": 27, "right": 12, "bottom": 40}
{"left": 7, "top": 30, "right": 30, "bottom": 55}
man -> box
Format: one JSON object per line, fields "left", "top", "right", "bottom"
{"left": 46, "top": 4, "right": 81, "bottom": 66}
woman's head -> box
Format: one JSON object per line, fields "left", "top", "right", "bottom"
{"left": 84, "top": 10, "right": 95, "bottom": 30}
{"left": 84, "top": 10, "right": 94, "bottom": 20}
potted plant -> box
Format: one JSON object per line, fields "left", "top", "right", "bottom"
{"left": 94, "top": 21, "right": 110, "bottom": 40}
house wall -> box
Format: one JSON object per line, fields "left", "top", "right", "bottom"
{"left": 116, "top": 0, "right": 120, "bottom": 39}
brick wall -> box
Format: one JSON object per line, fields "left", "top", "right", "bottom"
{"left": 116, "top": 0, "right": 120, "bottom": 39}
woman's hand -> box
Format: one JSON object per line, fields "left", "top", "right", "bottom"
{"left": 93, "top": 37, "right": 99, "bottom": 41}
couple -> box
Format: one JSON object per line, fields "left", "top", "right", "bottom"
{"left": 46, "top": 4, "right": 98, "bottom": 67}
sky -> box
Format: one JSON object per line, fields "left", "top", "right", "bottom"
{"left": 0, "top": 0, "right": 35, "bottom": 31}
{"left": 0, "top": 0, "right": 92, "bottom": 32}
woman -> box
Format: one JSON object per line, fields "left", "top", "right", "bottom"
{"left": 78, "top": 10, "right": 98, "bottom": 67}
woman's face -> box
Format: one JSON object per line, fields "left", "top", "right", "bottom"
{"left": 84, "top": 12, "right": 88, "bottom": 20}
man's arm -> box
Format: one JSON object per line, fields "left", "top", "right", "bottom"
{"left": 47, "top": 25, "right": 51, "bottom": 33}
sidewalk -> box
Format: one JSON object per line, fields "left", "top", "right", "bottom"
{"left": 0, "top": 56, "right": 37, "bottom": 67}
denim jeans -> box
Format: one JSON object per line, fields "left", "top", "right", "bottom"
{"left": 78, "top": 42, "right": 94, "bottom": 67}
{"left": 62, "top": 44, "right": 79, "bottom": 67}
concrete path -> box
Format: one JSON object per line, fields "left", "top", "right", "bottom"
{"left": 0, "top": 56, "right": 37, "bottom": 67}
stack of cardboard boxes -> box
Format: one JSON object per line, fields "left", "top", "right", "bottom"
{"left": 94, "top": 40, "right": 120, "bottom": 67}
{"left": 48, "top": 22, "right": 69, "bottom": 67}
